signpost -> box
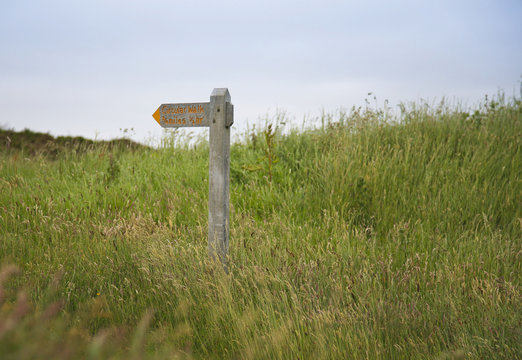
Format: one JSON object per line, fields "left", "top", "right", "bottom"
{"left": 153, "top": 89, "right": 233, "bottom": 267}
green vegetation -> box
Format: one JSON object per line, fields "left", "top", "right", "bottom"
{"left": 0, "top": 128, "right": 145, "bottom": 158}
{"left": 1, "top": 95, "right": 520, "bottom": 359}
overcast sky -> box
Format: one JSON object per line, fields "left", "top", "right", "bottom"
{"left": 1, "top": 0, "right": 520, "bottom": 143}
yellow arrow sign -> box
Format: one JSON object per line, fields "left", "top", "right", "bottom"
{"left": 152, "top": 107, "right": 161, "bottom": 124}
{"left": 152, "top": 103, "right": 210, "bottom": 128}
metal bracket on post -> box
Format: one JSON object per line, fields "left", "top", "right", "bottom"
{"left": 226, "top": 102, "right": 234, "bottom": 128}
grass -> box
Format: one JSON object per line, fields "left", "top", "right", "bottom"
{"left": 0, "top": 94, "right": 520, "bottom": 359}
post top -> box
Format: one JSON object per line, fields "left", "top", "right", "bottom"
{"left": 211, "top": 88, "right": 231, "bottom": 102}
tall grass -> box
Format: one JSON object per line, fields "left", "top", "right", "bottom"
{"left": 0, "top": 94, "right": 520, "bottom": 359}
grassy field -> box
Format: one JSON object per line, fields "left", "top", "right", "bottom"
{"left": 0, "top": 95, "right": 520, "bottom": 359}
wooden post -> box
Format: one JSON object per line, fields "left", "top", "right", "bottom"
{"left": 153, "top": 88, "right": 233, "bottom": 268}
{"left": 208, "top": 88, "right": 232, "bottom": 267}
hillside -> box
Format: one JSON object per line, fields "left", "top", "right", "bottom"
{"left": 0, "top": 96, "right": 520, "bottom": 359}
{"left": 0, "top": 128, "right": 146, "bottom": 157}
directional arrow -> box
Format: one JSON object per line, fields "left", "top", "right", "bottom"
{"left": 152, "top": 107, "right": 161, "bottom": 124}
{"left": 152, "top": 103, "right": 210, "bottom": 128}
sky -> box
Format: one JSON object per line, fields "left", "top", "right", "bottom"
{"left": 1, "top": 0, "right": 521, "bottom": 144}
